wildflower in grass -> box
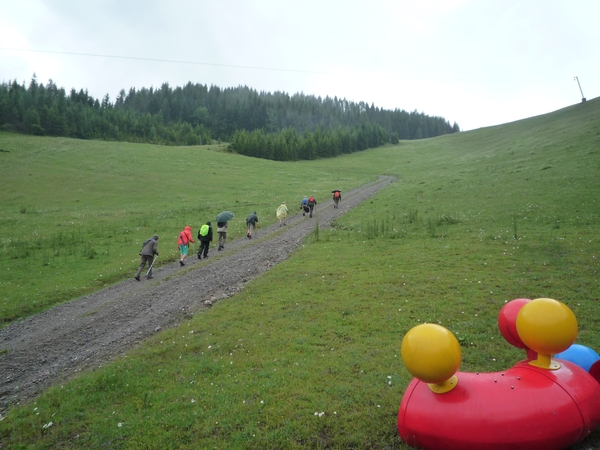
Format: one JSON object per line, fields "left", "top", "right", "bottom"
{"left": 42, "top": 421, "right": 53, "bottom": 429}
{"left": 118, "top": 422, "right": 123, "bottom": 427}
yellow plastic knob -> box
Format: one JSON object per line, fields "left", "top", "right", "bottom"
{"left": 516, "top": 298, "right": 578, "bottom": 369}
{"left": 401, "top": 323, "right": 461, "bottom": 384}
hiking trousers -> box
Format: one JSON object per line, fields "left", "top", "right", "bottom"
{"left": 136, "top": 254, "right": 154, "bottom": 278}
{"left": 199, "top": 241, "right": 210, "bottom": 257}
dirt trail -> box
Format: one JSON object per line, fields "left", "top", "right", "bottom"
{"left": 0, "top": 176, "right": 394, "bottom": 415}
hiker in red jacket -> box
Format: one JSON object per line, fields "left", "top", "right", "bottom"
{"left": 178, "top": 225, "right": 195, "bottom": 266}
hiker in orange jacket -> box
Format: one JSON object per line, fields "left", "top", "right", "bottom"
{"left": 178, "top": 225, "right": 195, "bottom": 266}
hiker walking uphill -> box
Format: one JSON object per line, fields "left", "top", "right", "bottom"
{"left": 134, "top": 235, "right": 159, "bottom": 281}
{"left": 332, "top": 190, "right": 341, "bottom": 209}
{"left": 197, "top": 222, "right": 213, "bottom": 259}
{"left": 276, "top": 202, "right": 289, "bottom": 226}
{"left": 215, "top": 211, "right": 234, "bottom": 251}
{"left": 307, "top": 195, "right": 317, "bottom": 218}
{"left": 217, "top": 221, "right": 228, "bottom": 250}
{"left": 300, "top": 196, "right": 310, "bottom": 216}
{"left": 178, "top": 226, "right": 194, "bottom": 266}
{"left": 246, "top": 212, "right": 258, "bottom": 239}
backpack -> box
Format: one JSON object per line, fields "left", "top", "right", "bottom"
{"left": 333, "top": 191, "right": 340, "bottom": 199}
{"left": 199, "top": 224, "right": 209, "bottom": 237}
{"left": 309, "top": 196, "right": 315, "bottom": 203}
{"left": 302, "top": 197, "right": 308, "bottom": 205}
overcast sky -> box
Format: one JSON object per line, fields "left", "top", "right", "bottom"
{"left": 1, "top": 0, "right": 598, "bottom": 131}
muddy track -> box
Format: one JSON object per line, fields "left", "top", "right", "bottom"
{"left": 0, "top": 176, "right": 395, "bottom": 415}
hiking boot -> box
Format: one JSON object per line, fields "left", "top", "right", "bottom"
{"left": 179, "top": 260, "right": 184, "bottom": 266}
{"left": 135, "top": 276, "right": 140, "bottom": 281}
{"left": 198, "top": 254, "right": 202, "bottom": 259}
{"left": 203, "top": 255, "right": 208, "bottom": 259}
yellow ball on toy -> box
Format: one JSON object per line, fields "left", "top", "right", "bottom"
{"left": 516, "top": 298, "right": 578, "bottom": 356}
{"left": 401, "top": 323, "right": 461, "bottom": 384}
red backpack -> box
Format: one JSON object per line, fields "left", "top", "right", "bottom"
{"left": 309, "top": 196, "right": 315, "bottom": 203}
{"left": 333, "top": 191, "right": 340, "bottom": 199}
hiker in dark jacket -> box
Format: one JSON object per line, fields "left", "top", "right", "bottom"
{"left": 246, "top": 212, "right": 258, "bottom": 239}
{"left": 197, "top": 222, "right": 213, "bottom": 259}
{"left": 307, "top": 195, "right": 317, "bottom": 218}
{"left": 135, "top": 235, "right": 159, "bottom": 281}
{"left": 332, "top": 190, "right": 341, "bottom": 208}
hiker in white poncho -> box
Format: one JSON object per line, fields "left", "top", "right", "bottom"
{"left": 276, "top": 202, "right": 289, "bottom": 226}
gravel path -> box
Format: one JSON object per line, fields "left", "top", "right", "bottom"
{"left": 0, "top": 176, "right": 394, "bottom": 415}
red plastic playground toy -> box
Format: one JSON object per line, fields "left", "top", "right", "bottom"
{"left": 398, "top": 298, "right": 600, "bottom": 450}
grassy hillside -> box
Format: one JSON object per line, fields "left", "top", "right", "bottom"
{"left": 1, "top": 97, "right": 599, "bottom": 448}
{"left": 0, "top": 138, "right": 379, "bottom": 325}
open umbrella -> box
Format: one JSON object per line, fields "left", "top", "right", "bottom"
{"left": 216, "top": 211, "right": 234, "bottom": 223}
{"left": 332, "top": 189, "right": 341, "bottom": 193}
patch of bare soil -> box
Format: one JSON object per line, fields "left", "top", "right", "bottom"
{"left": 0, "top": 176, "right": 394, "bottom": 415}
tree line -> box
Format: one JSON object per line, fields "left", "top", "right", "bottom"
{"left": 229, "top": 123, "right": 391, "bottom": 160}
{"left": 0, "top": 75, "right": 460, "bottom": 159}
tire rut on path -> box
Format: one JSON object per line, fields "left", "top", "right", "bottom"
{"left": 0, "top": 176, "right": 395, "bottom": 415}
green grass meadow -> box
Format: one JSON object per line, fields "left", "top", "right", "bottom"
{"left": 0, "top": 138, "right": 375, "bottom": 325}
{"left": 1, "top": 97, "right": 600, "bottom": 448}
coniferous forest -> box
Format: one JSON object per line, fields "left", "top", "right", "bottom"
{"left": 0, "top": 75, "right": 460, "bottom": 161}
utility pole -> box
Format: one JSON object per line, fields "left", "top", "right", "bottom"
{"left": 574, "top": 77, "right": 586, "bottom": 103}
